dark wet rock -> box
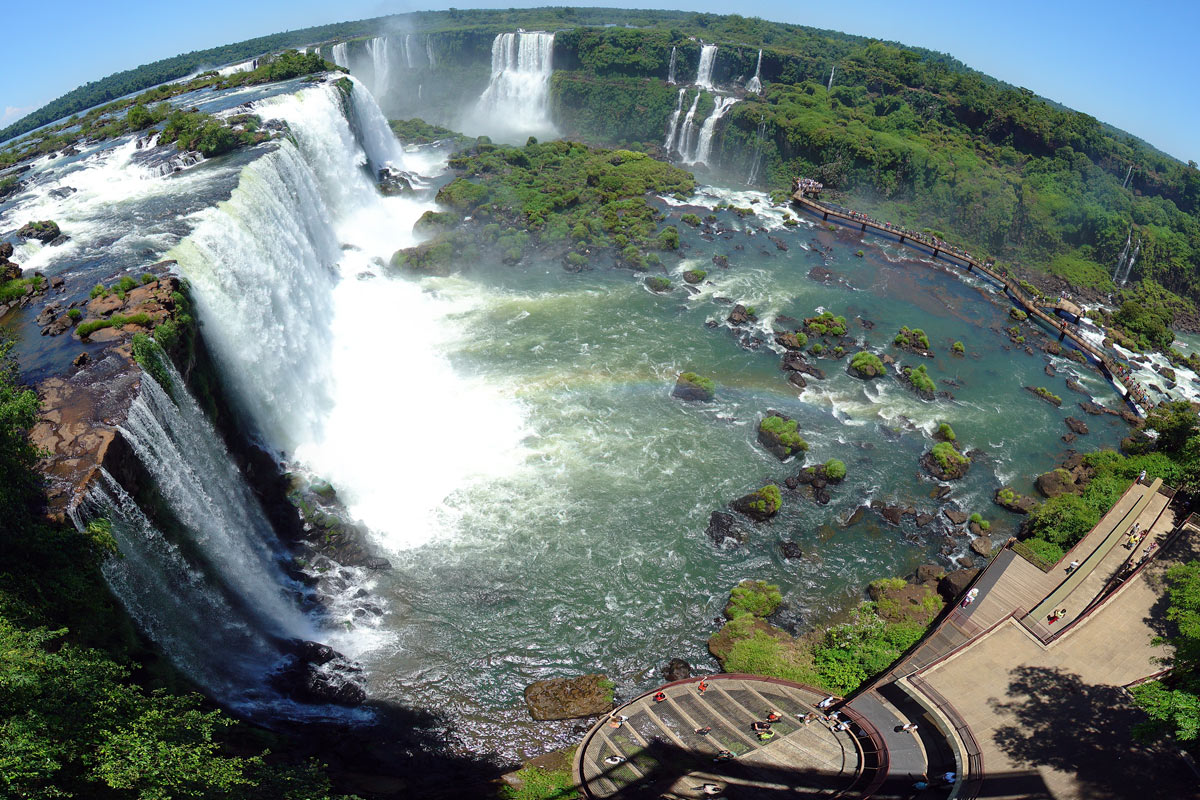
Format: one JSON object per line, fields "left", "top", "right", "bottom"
{"left": 1024, "top": 386, "right": 1063, "bottom": 406}
{"left": 943, "top": 509, "right": 968, "bottom": 525}
{"left": 50, "top": 276, "right": 64, "bottom": 289}
{"left": 787, "top": 372, "right": 807, "bottom": 389}
{"left": 922, "top": 446, "right": 970, "bottom": 480}
{"left": 935, "top": 485, "right": 953, "bottom": 500}
{"left": 71, "top": 352, "right": 89, "bottom": 368}
{"left": 271, "top": 651, "right": 366, "bottom": 707}
{"left": 779, "top": 541, "right": 803, "bottom": 560}
{"left": 1062, "top": 432, "right": 1077, "bottom": 444}
{"left": 377, "top": 166, "right": 414, "bottom": 196}
{"left": 1044, "top": 364, "right": 1056, "bottom": 377}
{"left": 757, "top": 411, "right": 807, "bottom": 461}
{"left": 707, "top": 511, "right": 750, "bottom": 545}
{"left": 845, "top": 506, "right": 867, "bottom": 527}
{"left": 1065, "top": 378, "right": 1088, "bottom": 395}
{"left": 48, "top": 234, "right": 70, "bottom": 247}
{"left": 727, "top": 304, "right": 754, "bottom": 326}
{"left": 1065, "top": 416, "right": 1089, "bottom": 435}
{"left": 1044, "top": 341, "right": 1062, "bottom": 356}
{"left": 712, "top": 254, "right": 729, "bottom": 268}
{"left": 1, "top": 261, "right": 22, "bottom": 282}
{"left": 877, "top": 505, "right": 905, "bottom": 525}
{"left": 48, "top": 186, "right": 76, "bottom": 200}
{"left": 285, "top": 638, "right": 339, "bottom": 666}
{"left": 1156, "top": 364, "right": 1177, "bottom": 383}
{"left": 938, "top": 568, "right": 980, "bottom": 602}
{"left": 915, "top": 512, "right": 936, "bottom": 528}
{"left": 361, "top": 556, "right": 392, "bottom": 571}
{"left": 780, "top": 352, "right": 824, "bottom": 379}
{"left": 17, "top": 220, "right": 61, "bottom": 242}
{"left": 1078, "top": 401, "right": 1110, "bottom": 416}
{"left": 524, "top": 674, "right": 613, "bottom": 721}
{"left": 768, "top": 235, "right": 788, "bottom": 251}
{"left": 774, "top": 331, "right": 807, "bottom": 351}
{"left": 663, "top": 658, "right": 691, "bottom": 682}
{"left": 808, "top": 266, "right": 833, "bottom": 283}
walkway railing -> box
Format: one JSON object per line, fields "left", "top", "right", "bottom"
{"left": 790, "top": 193, "right": 1153, "bottom": 414}
{"left": 907, "top": 674, "right": 985, "bottom": 800}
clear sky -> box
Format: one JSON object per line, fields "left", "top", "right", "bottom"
{"left": 3, "top": 1, "right": 1197, "bottom": 163}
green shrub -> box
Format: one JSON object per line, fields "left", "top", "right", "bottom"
{"left": 905, "top": 364, "right": 936, "bottom": 394}
{"left": 849, "top": 351, "right": 884, "bottom": 377}
{"left": 680, "top": 213, "right": 701, "bottom": 227}
{"left": 824, "top": 459, "right": 847, "bottom": 480}
{"left": 746, "top": 484, "right": 782, "bottom": 515}
{"left": 89, "top": 284, "right": 107, "bottom": 299}
{"left": 683, "top": 269, "right": 707, "bottom": 283}
{"left": 66, "top": 308, "right": 82, "bottom": 321}
{"left": 140, "top": 273, "right": 156, "bottom": 285}
{"left": 936, "top": 422, "right": 956, "bottom": 441}
{"left": 118, "top": 276, "right": 137, "bottom": 293}
{"left": 645, "top": 276, "right": 671, "bottom": 292}
{"left": 727, "top": 580, "right": 783, "bottom": 619}
{"left": 1010, "top": 308, "right": 1028, "bottom": 321}
{"left": 76, "top": 313, "right": 152, "bottom": 339}
{"left": 759, "top": 414, "right": 808, "bottom": 454}
{"left": 952, "top": 340, "right": 965, "bottom": 354}
{"left": 931, "top": 441, "right": 967, "bottom": 470}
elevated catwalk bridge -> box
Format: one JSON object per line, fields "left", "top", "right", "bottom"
{"left": 790, "top": 192, "right": 1153, "bottom": 415}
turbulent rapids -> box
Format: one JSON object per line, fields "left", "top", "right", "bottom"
{"left": 2, "top": 25, "right": 1192, "bottom": 766}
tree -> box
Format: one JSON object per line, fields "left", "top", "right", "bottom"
{"left": 1131, "top": 561, "right": 1200, "bottom": 746}
{"left": 1145, "top": 401, "right": 1200, "bottom": 454}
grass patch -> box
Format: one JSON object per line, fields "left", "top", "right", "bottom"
{"left": 824, "top": 459, "right": 846, "bottom": 481}
{"left": 849, "top": 351, "right": 884, "bottom": 377}
{"left": 727, "top": 580, "right": 782, "bottom": 619}
{"left": 931, "top": 441, "right": 967, "bottom": 470}
{"left": 759, "top": 414, "right": 808, "bottom": 455}
{"left": 76, "top": 313, "right": 151, "bottom": 339}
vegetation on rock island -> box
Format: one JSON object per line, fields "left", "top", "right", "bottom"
{"left": 894, "top": 326, "right": 931, "bottom": 352}
{"left": 847, "top": 351, "right": 884, "bottom": 379}
{"left": 757, "top": 414, "right": 808, "bottom": 460}
{"left": 732, "top": 484, "right": 783, "bottom": 521}
{"left": 672, "top": 371, "right": 715, "bottom": 402}
{"left": 396, "top": 139, "right": 694, "bottom": 273}
{"left": 901, "top": 363, "right": 937, "bottom": 399}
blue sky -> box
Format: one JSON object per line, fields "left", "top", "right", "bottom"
{"left": 4, "top": 1, "right": 1197, "bottom": 163}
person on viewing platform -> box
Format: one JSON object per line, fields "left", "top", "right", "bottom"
{"left": 1067, "top": 560, "right": 1080, "bottom": 574}
{"left": 818, "top": 695, "right": 836, "bottom": 709}
{"left": 653, "top": 691, "right": 666, "bottom": 703}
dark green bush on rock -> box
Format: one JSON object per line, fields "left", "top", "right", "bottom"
{"left": 848, "top": 351, "right": 884, "bottom": 379}
{"left": 733, "top": 484, "right": 782, "bottom": 521}
{"left": 645, "top": 276, "right": 671, "bottom": 292}
{"left": 725, "top": 580, "right": 783, "bottom": 619}
{"left": 758, "top": 413, "right": 808, "bottom": 460}
{"left": 923, "top": 441, "right": 970, "bottom": 480}
{"left": 683, "top": 269, "right": 707, "bottom": 284}
{"left": 901, "top": 364, "right": 937, "bottom": 399}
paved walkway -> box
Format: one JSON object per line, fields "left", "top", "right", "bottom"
{"left": 842, "top": 481, "right": 1196, "bottom": 798}
{"left": 574, "top": 675, "right": 883, "bottom": 798}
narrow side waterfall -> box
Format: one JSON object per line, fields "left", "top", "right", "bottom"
{"left": 686, "top": 96, "right": 738, "bottom": 166}
{"left": 72, "top": 362, "right": 368, "bottom": 717}
{"left": 1122, "top": 164, "right": 1134, "bottom": 188}
{"left": 331, "top": 42, "right": 349, "bottom": 69}
{"left": 695, "top": 44, "right": 717, "bottom": 89}
{"left": 746, "top": 49, "right": 763, "bottom": 94}
{"left": 367, "top": 36, "right": 391, "bottom": 99}
{"left": 676, "top": 91, "right": 702, "bottom": 160}
{"left": 667, "top": 46, "right": 677, "bottom": 84}
{"left": 663, "top": 88, "right": 687, "bottom": 154}
{"left": 426, "top": 36, "right": 436, "bottom": 67}
{"left": 171, "top": 80, "right": 526, "bottom": 549}
{"left": 404, "top": 34, "right": 420, "bottom": 69}
{"left": 1112, "top": 228, "right": 1132, "bottom": 283}
{"left": 746, "top": 114, "right": 767, "bottom": 184}
{"left": 827, "top": 65, "right": 836, "bottom": 91}
{"left": 470, "top": 31, "right": 557, "bottom": 143}
{"left": 1120, "top": 238, "right": 1142, "bottom": 286}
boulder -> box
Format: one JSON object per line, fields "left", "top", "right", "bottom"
{"left": 915, "top": 564, "right": 945, "bottom": 584}
{"left": 878, "top": 505, "right": 905, "bottom": 526}
{"left": 1064, "top": 417, "right": 1089, "bottom": 435}
{"left": 915, "top": 512, "right": 936, "bottom": 528}
{"left": 943, "top": 508, "right": 968, "bottom": 525}
{"left": 1036, "top": 468, "right": 1079, "bottom": 498}
{"left": 1, "top": 262, "right": 21, "bottom": 282}
{"left": 706, "top": 511, "right": 750, "bottom": 545}
{"left": 730, "top": 485, "right": 782, "bottom": 522}
{"left": 937, "top": 568, "right": 980, "bottom": 602}
{"left": 523, "top": 674, "right": 613, "bottom": 721}
{"left": 970, "top": 536, "right": 993, "bottom": 558}
{"left": 71, "top": 352, "right": 89, "bottom": 368}
{"left": 779, "top": 541, "right": 803, "bottom": 559}
{"left": 663, "top": 658, "right": 691, "bottom": 683}
{"left": 270, "top": 656, "right": 366, "bottom": 706}
{"left": 922, "top": 446, "right": 970, "bottom": 480}
{"left": 727, "top": 304, "right": 753, "bottom": 326}
{"left": 285, "top": 638, "right": 339, "bottom": 666}
{"left": 0, "top": 242, "right": 12, "bottom": 259}
{"left": 16, "top": 220, "right": 60, "bottom": 242}
{"left": 994, "top": 487, "right": 1038, "bottom": 514}
{"left": 672, "top": 372, "right": 715, "bottom": 402}
{"left": 757, "top": 412, "right": 806, "bottom": 460}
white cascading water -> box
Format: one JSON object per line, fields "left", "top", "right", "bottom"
{"left": 469, "top": 31, "right": 557, "bottom": 143}
{"left": 171, "top": 79, "right": 526, "bottom": 550}
{"left": 331, "top": 43, "right": 349, "bottom": 69}
{"left": 676, "top": 92, "right": 702, "bottom": 161}
{"left": 695, "top": 44, "right": 717, "bottom": 89}
{"left": 663, "top": 88, "right": 687, "bottom": 154}
{"left": 426, "top": 36, "right": 436, "bottom": 68}
{"left": 746, "top": 49, "right": 763, "bottom": 94}
{"left": 827, "top": 65, "right": 836, "bottom": 91}
{"left": 667, "top": 46, "right": 677, "bottom": 84}
{"left": 1112, "top": 228, "right": 1132, "bottom": 284}
{"left": 686, "top": 96, "right": 738, "bottom": 166}
{"left": 71, "top": 361, "right": 370, "bottom": 717}
{"left": 746, "top": 115, "right": 767, "bottom": 184}
{"left": 367, "top": 36, "right": 391, "bottom": 99}
{"left": 404, "top": 34, "right": 420, "bottom": 69}
{"left": 1123, "top": 164, "right": 1133, "bottom": 189}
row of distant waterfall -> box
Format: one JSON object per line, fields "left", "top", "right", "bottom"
{"left": 661, "top": 44, "right": 738, "bottom": 168}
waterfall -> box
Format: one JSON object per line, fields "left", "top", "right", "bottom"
{"left": 71, "top": 362, "right": 368, "bottom": 717}
{"left": 1120, "top": 238, "right": 1142, "bottom": 286}
{"left": 827, "top": 65, "right": 836, "bottom": 91}
{"left": 676, "top": 92, "right": 702, "bottom": 161}
{"left": 746, "top": 114, "right": 767, "bottom": 184}
{"left": 366, "top": 36, "right": 391, "bottom": 98}
{"left": 170, "top": 79, "right": 526, "bottom": 548}
{"left": 426, "top": 36, "right": 436, "bottom": 68}
{"left": 331, "top": 43, "right": 349, "bottom": 69}
{"left": 746, "top": 49, "right": 763, "bottom": 94}
{"left": 470, "top": 31, "right": 557, "bottom": 143}
{"left": 667, "top": 46, "right": 677, "bottom": 84}
{"left": 405, "top": 34, "right": 420, "bottom": 69}
{"left": 1122, "top": 164, "right": 1133, "bottom": 189}
{"left": 695, "top": 44, "right": 717, "bottom": 89}
{"left": 686, "top": 96, "right": 738, "bottom": 166}
{"left": 1112, "top": 228, "right": 1132, "bottom": 283}
{"left": 663, "top": 88, "right": 687, "bottom": 154}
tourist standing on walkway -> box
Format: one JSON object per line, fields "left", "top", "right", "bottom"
{"left": 1066, "top": 560, "right": 1080, "bottom": 574}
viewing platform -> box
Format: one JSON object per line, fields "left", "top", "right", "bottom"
{"left": 574, "top": 675, "right": 887, "bottom": 798}
{"left": 789, "top": 191, "right": 1154, "bottom": 415}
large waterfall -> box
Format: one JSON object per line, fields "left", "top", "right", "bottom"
{"left": 170, "top": 79, "right": 525, "bottom": 549}
{"left": 745, "top": 49, "right": 763, "bottom": 94}
{"left": 469, "top": 31, "right": 557, "bottom": 143}
{"left": 331, "top": 42, "right": 349, "bottom": 69}
{"left": 695, "top": 44, "right": 717, "bottom": 89}
{"left": 72, "top": 361, "right": 369, "bottom": 718}
{"left": 675, "top": 92, "right": 702, "bottom": 160}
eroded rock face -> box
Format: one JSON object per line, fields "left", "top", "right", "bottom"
{"left": 707, "top": 511, "right": 749, "bottom": 545}
{"left": 1036, "top": 468, "right": 1080, "bottom": 498}
{"left": 523, "top": 674, "right": 613, "bottom": 721}
{"left": 663, "top": 658, "right": 691, "bottom": 682}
